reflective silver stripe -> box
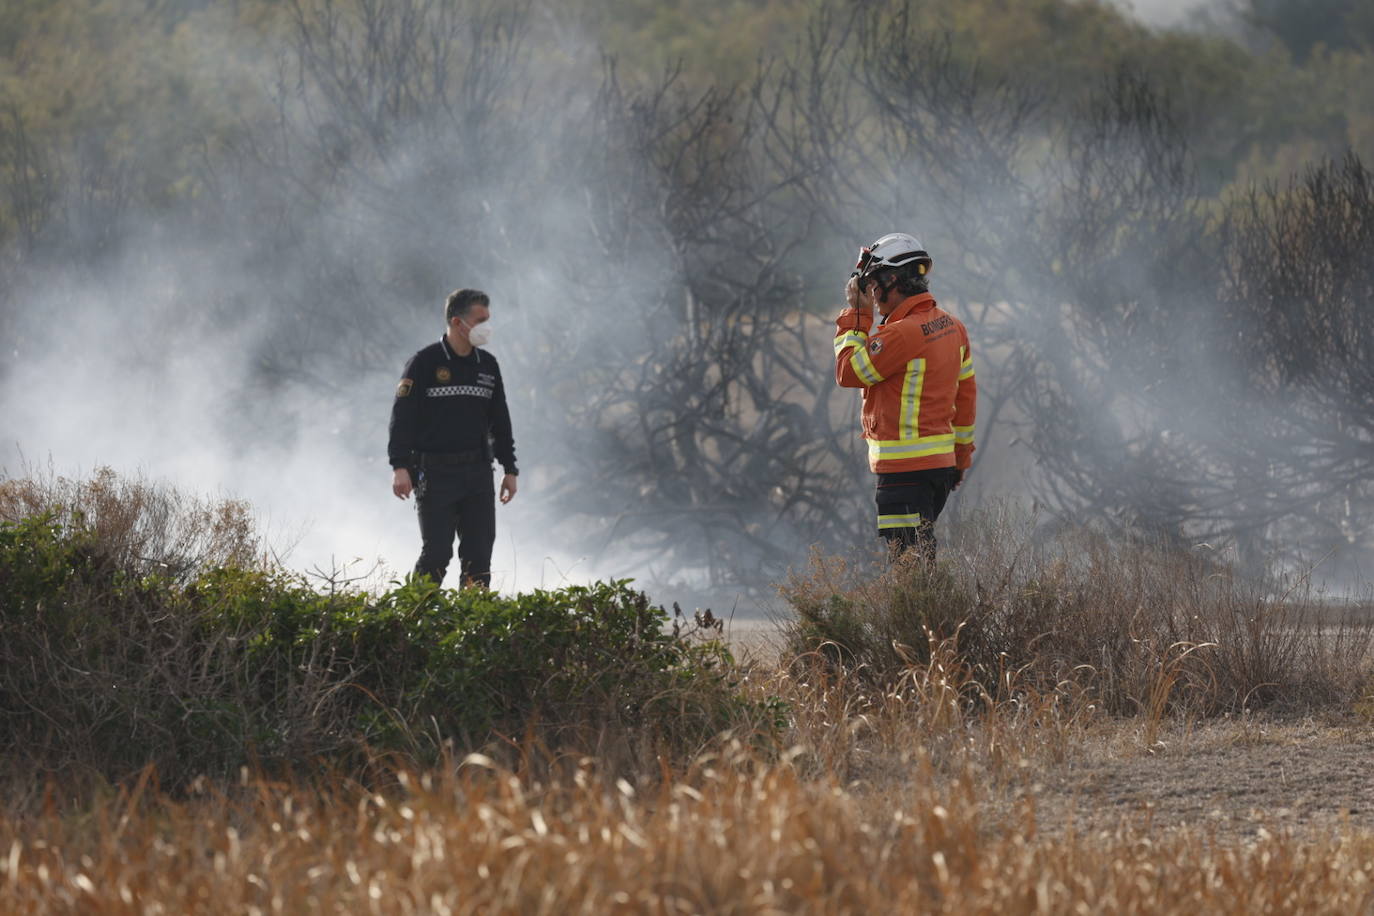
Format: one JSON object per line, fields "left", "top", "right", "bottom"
{"left": 899, "top": 359, "right": 924, "bottom": 440}
{"left": 877, "top": 512, "right": 923, "bottom": 529}
{"left": 834, "top": 330, "right": 867, "bottom": 356}
{"left": 849, "top": 348, "right": 883, "bottom": 385}
{"left": 867, "top": 434, "right": 956, "bottom": 461}
{"left": 954, "top": 424, "right": 975, "bottom": 445}
{"left": 427, "top": 385, "right": 493, "bottom": 398}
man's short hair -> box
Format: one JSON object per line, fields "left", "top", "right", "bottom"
{"left": 873, "top": 265, "right": 929, "bottom": 298}
{"left": 445, "top": 288, "right": 490, "bottom": 322}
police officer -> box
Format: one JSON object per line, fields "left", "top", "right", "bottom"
{"left": 388, "top": 288, "right": 518, "bottom": 587}
{"left": 834, "top": 234, "right": 976, "bottom": 561}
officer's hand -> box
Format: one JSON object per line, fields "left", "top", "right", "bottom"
{"left": 952, "top": 468, "right": 965, "bottom": 490}
{"left": 392, "top": 467, "right": 414, "bottom": 500}
{"left": 499, "top": 474, "right": 518, "bottom": 504}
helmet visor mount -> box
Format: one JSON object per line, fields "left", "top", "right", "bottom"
{"left": 851, "top": 246, "right": 875, "bottom": 280}
{"left": 852, "top": 246, "right": 887, "bottom": 297}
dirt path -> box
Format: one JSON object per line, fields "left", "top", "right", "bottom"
{"left": 730, "top": 619, "right": 1374, "bottom": 842}
{"left": 1025, "top": 719, "right": 1374, "bottom": 841}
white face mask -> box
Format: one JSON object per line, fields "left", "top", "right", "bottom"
{"left": 464, "top": 320, "right": 492, "bottom": 347}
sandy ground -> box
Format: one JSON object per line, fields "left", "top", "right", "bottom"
{"left": 726, "top": 619, "right": 1374, "bottom": 842}
{"left": 1022, "top": 718, "right": 1374, "bottom": 842}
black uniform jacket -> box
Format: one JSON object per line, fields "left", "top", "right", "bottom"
{"left": 387, "top": 336, "right": 518, "bottom": 474}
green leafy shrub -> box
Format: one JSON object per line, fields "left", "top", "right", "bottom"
{"left": 195, "top": 568, "right": 748, "bottom": 755}
{"left": 0, "top": 473, "right": 761, "bottom": 790}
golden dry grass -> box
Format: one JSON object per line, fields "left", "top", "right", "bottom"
{"left": 3, "top": 746, "right": 1374, "bottom": 915}
{"left": 3, "top": 628, "right": 1372, "bottom": 915}
{"left": 4, "top": 472, "right": 1373, "bottom": 913}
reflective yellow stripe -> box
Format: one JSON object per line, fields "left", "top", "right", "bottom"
{"left": 899, "top": 358, "right": 925, "bottom": 441}
{"left": 959, "top": 345, "right": 974, "bottom": 380}
{"left": 849, "top": 348, "right": 883, "bottom": 385}
{"left": 877, "top": 512, "right": 923, "bottom": 529}
{"left": 867, "top": 434, "right": 956, "bottom": 462}
{"left": 834, "top": 330, "right": 867, "bottom": 356}
{"left": 953, "top": 425, "right": 975, "bottom": 445}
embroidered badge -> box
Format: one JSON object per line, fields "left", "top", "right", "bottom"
{"left": 435, "top": 366, "right": 452, "bottom": 383}
{"left": 396, "top": 378, "right": 413, "bottom": 398}
{"left": 868, "top": 338, "right": 884, "bottom": 354}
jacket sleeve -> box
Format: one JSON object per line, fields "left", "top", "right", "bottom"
{"left": 953, "top": 324, "right": 977, "bottom": 470}
{"left": 488, "top": 361, "right": 518, "bottom": 476}
{"left": 835, "top": 308, "right": 921, "bottom": 387}
{"left": 834, "top": 307, "right": 875, "bottom": 387}
{"left": 387, "top": 353, "right": 424, "bottom": 469}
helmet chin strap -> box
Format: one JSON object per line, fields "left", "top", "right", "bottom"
{"left": 873, "top": 270, "right": 898, "bottom": 299}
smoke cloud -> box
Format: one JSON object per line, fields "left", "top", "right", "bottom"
{"left": 3, "top": 0, "right": 1370, "bottom": 611}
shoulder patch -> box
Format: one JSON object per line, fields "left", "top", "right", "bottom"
{"left": 868, "top": 337, "right": 884, "bottom": 354}
{"left": 435, "top": 366, "right": 452, "bottom": 383}
{"left": 396, "top": 378, "right": 413, "bottom": 398}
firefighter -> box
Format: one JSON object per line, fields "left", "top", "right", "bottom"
{"left": 834, "top": 233, "right": 976, "bottom": 561}
{"left": 388, "top": 288, "right": 518, "bottom": 587}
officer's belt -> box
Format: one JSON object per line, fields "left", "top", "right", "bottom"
{"left": 418, "top": 449, "right": 488, "bottom": 468}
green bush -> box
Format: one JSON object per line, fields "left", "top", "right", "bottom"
{"left": 0, "top": 480, "right": 759, "bottom": 790}
{"left": 196, "top": 566, "right": 747, "bottom": 752}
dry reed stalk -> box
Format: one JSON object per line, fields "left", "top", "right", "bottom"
{"left": 758, "top": 623, "right": 1107, "bottom": 792}
{"left": 781, "top": 507, "right": 1374, "bottom": 718}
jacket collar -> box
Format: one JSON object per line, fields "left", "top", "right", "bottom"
{"left": 881, "top": 292, "right": 936, "bottom": 325}
{"left": 440, "top": 335, "right": 481, "bottom": 363}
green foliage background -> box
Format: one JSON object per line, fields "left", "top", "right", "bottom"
{"left": 3, "top": 0, "right": 1372, "bottom": 250}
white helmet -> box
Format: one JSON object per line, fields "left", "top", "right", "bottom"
{"left": 851, "top": 232, "right": 932, "bottom": 288}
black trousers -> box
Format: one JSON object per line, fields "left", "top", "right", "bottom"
{"left": 875, "top": 467, "right": 959, "bottom": 561}
{"left": 414, "top": 464, "right": 496, "bottom": 587}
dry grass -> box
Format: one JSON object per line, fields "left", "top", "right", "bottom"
{"left": 780, "top": 507, "right": 1374, "bottom": 718}
{"left": 2, "top": 749, "right": 1373, "bottom": 914}
{"left": 0, "top": 464, "right": 261, "bottom": 579}
{"left": 4, "top": 620, "right": 1364, "bottom": 913}
{"left": 4, "top": 474, "right": 1374, "bottom": 912}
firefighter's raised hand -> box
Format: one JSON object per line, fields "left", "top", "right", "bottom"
{"left": 840, "top": 274, "right": 873, "bottom": 313}
{"left": 845, "top": 275, "right": 871, "bottom": 312}
{"left": 500, "top": 473, "right": 518, "bottom": 504}
{"left": 392, "top": 467, "right": 414, "bottom": 500}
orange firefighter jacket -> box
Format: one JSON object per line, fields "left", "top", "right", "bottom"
{"left": 834, "top": 292, "right": 976, "bottom": 474}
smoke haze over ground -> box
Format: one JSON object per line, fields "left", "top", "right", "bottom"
{"left": 3, "top": 0, "right": 1373, "bottom": 610}
{"left": 1115, "top": 0, "right": 1219, "bottom": 26}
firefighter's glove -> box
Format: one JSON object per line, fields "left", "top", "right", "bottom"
{"left": 952, "top": 468, "right": 965, "bottom": 490}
